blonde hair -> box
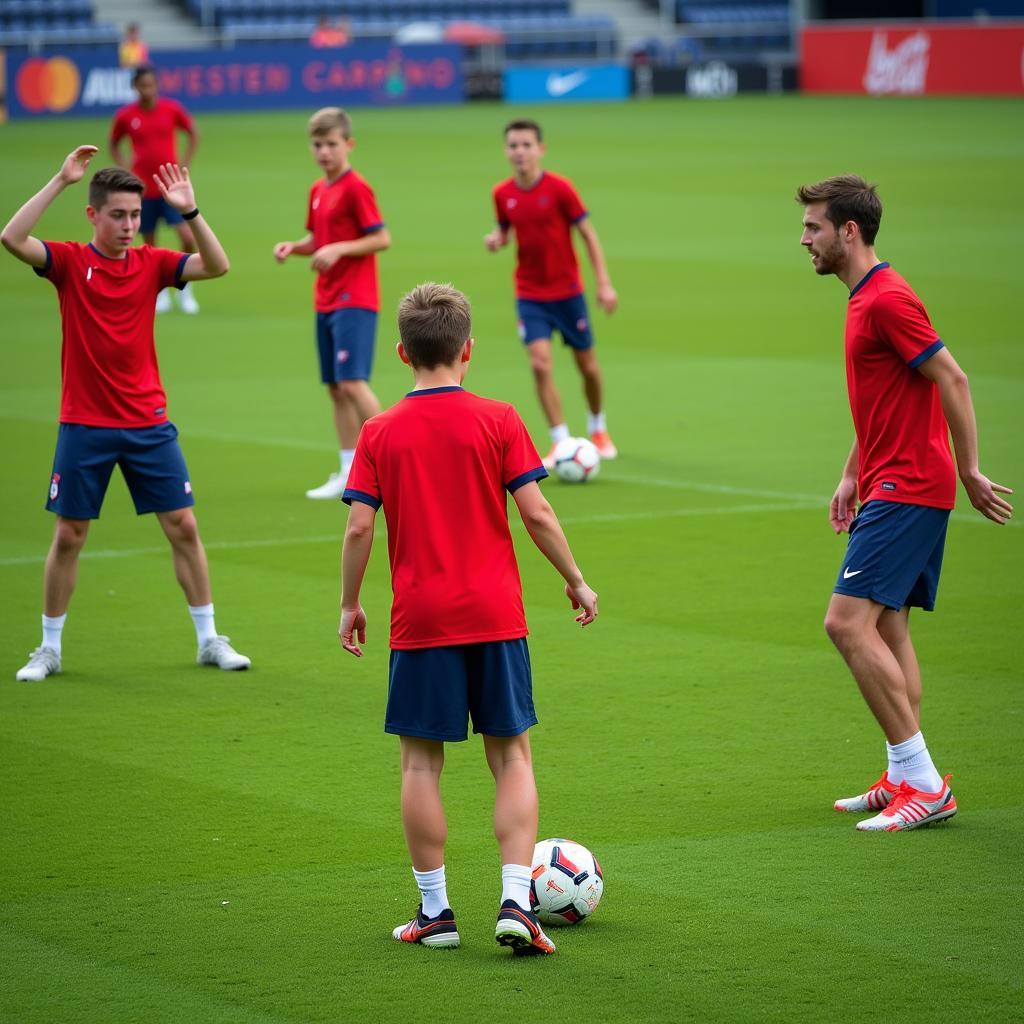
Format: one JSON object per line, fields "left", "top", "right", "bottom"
{"left": 308, "top": 106, "right": 352, "bottom": 138}
{"left": 398, "top": 283, "right": 472, "bottom": 369}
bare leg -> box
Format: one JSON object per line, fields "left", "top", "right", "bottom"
{"left": 877, "top": 606, "right": 922, "bottom": 728}
{"left": 824, "top": 594, "right": 918, "bottom": 743}
{"left": 572, "top": 348, "right": 604, "bottom": 416}
{"left": 327, "top": 380, "right": 381, "bottom": 450}
{"left": 156, "top": 508, "right": 212, "bottom": 606}
{"left": 400, "top": 736, "right": 447, "bottom": 871}
{"left": 484, "top": 732, "right": 538, "bottom": 866}
{"left": 526, "top": 339, "right": 564, "bottom": 429}
{"left": 43, "top": 517, "right": 90, "bottom": 616}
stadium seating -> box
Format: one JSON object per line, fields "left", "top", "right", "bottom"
{"left": 672, "top": 0, "right": 790, "bottom": 55}
{"left": 0, "top": 0, "right": 117, "bottom": 47}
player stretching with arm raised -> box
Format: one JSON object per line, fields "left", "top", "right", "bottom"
{"left": 339, "top": 283, "right": 598, "bottom": 954}
{"left": 485, "top": 119, "right": 619, "bottom": 468}
{"left": 797, "top": 175, "right": 1012, "bottom": 831}
{"left": 3, "top": 145, "right": 250, "bottom": 680}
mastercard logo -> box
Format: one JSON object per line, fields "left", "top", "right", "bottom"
{"left": 16, "top": 57, "right": 81, "bottom": 113}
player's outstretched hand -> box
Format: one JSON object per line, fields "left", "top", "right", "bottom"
{"left": 566, "top": 581, "right": 598, "bottom": 627}
{"left": 830, "top": 475, "right": 858, "bottom": 534}
{"left": 339, "top": 605, "right": 367, "bottom": 656}
{"left": 961, "top": 470, "right": 1013, "bottom": 525}
{"left": 484, "top": 229, "right": 505, "bottom": 252}
{"left": 596, "top": 283, "right": 618, "bottom": 315}
{"left": 154, "top": 163, "right": 196, "bottom": 213}
{"left": 273, "top": 241, "right": 295, "bottom": 263}
{"left": 58, "top": 145, "right": 99, "bottom": 185}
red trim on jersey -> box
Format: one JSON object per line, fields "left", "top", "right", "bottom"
{"left": 110, "top": 98, "right": 194, "bottom": 199}
{"left": 306, "top": 169, "right": 385, "bottom": 313}
{"left": 845, "top": 264, "right": 956, "bottom": 509}
{"left": 36, "top": 241, "right": 185, "bottom": 427}
{"left": 492, "top": 171, "right": 587, "bottom": 301}
{"left": 343, "top": 388, "right": 547, "bottom": 649}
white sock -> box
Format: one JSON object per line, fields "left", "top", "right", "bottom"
{"left": 887, "top": 731, "right": 943, "bottom": 792}
{"left": 340, "top": 448, "right": 355, "bottom": 476}
{"left": 189, "top": 603, "right": 217, "bottom": 645}
{"left": 549, "top": 423, "right": 570, "bottom": 444}
{"left": 501, "top": 863, "right": 532, "bottom": 912}
{"left": 42, "top": 613, "right": 67, "bottom": 654}
{"left": 587, "top": 411, "right": 606, "bottom": 434}
{"left": 412, "top": 865, "right": 448, "bottom": 918}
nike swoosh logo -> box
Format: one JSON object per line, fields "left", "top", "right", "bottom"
{"left": 843, "top": 567, "right": 863, "bottom": 579}
{"left": 546, "top": 71, "right": 588, "bottom": 97}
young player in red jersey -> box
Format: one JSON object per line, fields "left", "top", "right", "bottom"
{"left": 110, "top": 65, "right": 201, "bottom": 314}
{"left": 797, "top": 175, "right": 1013, "bottom": 832}
{"left": 273, "top": 107, "right": 391, "bottom": 500}
{"left": 2, "top": 145, "right": 250, "bottom": 681}
{"left": 485, "top": 119, "right": 619, "bottom": 467}
{"left": 339, "top": 283, "right": 598, "bottom": 954}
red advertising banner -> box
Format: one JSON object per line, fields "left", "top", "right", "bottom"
{"left": 801, "top": 22, "right": 1024, "bottom": 95}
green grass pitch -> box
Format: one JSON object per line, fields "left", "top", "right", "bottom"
{"left": 1, "top": 96, "right": 1022, "bottom": 1023}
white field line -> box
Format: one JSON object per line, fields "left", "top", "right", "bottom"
{"left": 0, "top": 501, "right": 819, "bottom": 568}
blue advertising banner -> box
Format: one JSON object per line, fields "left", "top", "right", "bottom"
{"left": 503, "top": 65, "right": 629, "bottom": 103}
{"left": 5, "top": 43, "right": 464, "bottom": 118}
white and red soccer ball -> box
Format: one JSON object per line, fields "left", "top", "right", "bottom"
{"left": 552, "top": 437, "right": 600, "bottom": 483}
{"left": 530, "top": 838, "right": 604, "bottom": 925}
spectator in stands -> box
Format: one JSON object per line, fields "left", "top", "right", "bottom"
{"left": 310, "top": 16, "right": 351, "bottom": 48}
{"left": 119, "top": 23, "right": 150, "bottom": 68}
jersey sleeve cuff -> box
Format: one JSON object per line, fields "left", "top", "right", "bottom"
{"left": 506, "top": 466, "right": 549, "bottom": 493}
{"left": 362, "top": 222, "right": 386, "bottom": 235}
{"left": 174, "top": 253, "right": 190, "bottom": 289}
{"left": 908, "top": 339, "right": 944, "bottom": 368}
{"left": 572, "top": 211, "right": 589, "bottom": 224}
{"left": 32, "top": 242, "right": 53, "bottom": 277}
{"left": 342, "top": 488, "right": 382, "bottom": 509}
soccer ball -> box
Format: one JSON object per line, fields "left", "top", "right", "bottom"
{"left": 553, "top": 437, "right": 600, "bottom": 483}
{"left": 530, "top": 838, "right": 604, "bottom": 925}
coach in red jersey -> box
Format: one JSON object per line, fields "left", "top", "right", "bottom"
{"left": 2, "top": 145, "right": 249, "bottom": 681}
{"left": 110, "top": 65, "right": 201, "bottom": 314}
{"left": 798, "top": 175, "right": 1012, "bottom": 832}
{"left": 485, "top": 119, "right": 619, "bottom": 468}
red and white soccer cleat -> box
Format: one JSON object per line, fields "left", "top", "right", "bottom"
{"left": 495, "top": 900, "right": 556, "bottom": 956}
{"left": 833, "top": 771, "right": 900, "bottom": 813}
{"left": 856, "top": 775, "right": 957, "bottom": 832}
{"left": 392, "top": 905, "right": 460, "bottom": 948}
{"left": 589, "top": 430, "right": 618, "bottom": 460}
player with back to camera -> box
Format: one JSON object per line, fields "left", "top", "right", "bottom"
{"left": 338, "top": 283, "right": 599, "bottom": 954}
{"left": 797, "top": 175, "right": 1012, "bottom": 832}
{"left": 273, "top": 107, "right": 391, "bottom": 500}
{"left": 110, "top": 65, "right": 201, "bottom": 314}
{"left": 2, "top": 145, "right": 251, "bottom": 681}
{"left": 485, "top": 119, "right": 619, "bottom": 468}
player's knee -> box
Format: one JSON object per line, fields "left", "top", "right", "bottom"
{"left": 824, "top": 609, "right": 856, "bottom": 651}
{"left": 53, "top": 518, "right": 88, "bottom": 553}
{"left": 164, "top": 508, "right": 200, "bottom": 545}
{"left": 338, "top": 379, "right": 366, "bottom": 400}
{"left": 529, "top": 353, "right": 553, "bottom": 375}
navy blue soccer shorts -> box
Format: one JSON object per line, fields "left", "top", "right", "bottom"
{"left": 385, "top": 638, "right": 537, "bottom": 742}
{"left": 140, "top": 197, "right": 184, "bottom": 235}
{"left": 315, "top": 308, "right": 377, "bottom": 383}
{"left": 833, "top": 499, "right": 951, "bottom": 612}
{"left": 517, "top": 295, "right": 594, "bottom": 351}
{"left": 46, "top": 422, "right": 195, "bottom": 520}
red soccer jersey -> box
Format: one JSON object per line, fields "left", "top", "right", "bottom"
{"left": 845, "top": 263, "right": 956, "bottom": 509}
{"left": 110, "top": 99, "right": 194, "bottom": 199}
{"left": 36, "top": 241, "right": 188, "bottom": 428}
{"left": 493, "top": 171, "right": 587, "bottom": 301}
{"left": 343, "top": 387, "right": 548, "bottom": 650}
{"left": 305, "top": 170, "right": 385, "bottom": 313}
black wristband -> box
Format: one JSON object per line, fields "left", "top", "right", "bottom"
{"left": 182, "top": 207, "right": 200, "bottom": 221}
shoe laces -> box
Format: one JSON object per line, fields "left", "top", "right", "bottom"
{"left": 880, "top": 781, "right": 917, "bottom": 817}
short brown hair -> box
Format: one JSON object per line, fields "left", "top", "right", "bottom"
{"left": 504, "top": 118, "right": 542, "bottom": 141}
{"left": 398, "top": 283, "right": 472, "bottom": 369}
{"left": 89, "top": 167, "right": 144, "bottom": 210}
{"left": 309, "top": 106, "right": 352, "bottom": 138}
{"left": 795, "top": 175, "right": 882, "bottom": 246}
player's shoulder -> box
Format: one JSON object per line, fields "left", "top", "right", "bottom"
{"left": 868, "top": 266, "right": 925, "bottom": 310}
{"left": 541, "top": 170, "right": 576, "bottom": 191}
{"left": 493, "top": 176, "right": 516, "bottom": 196}
{"left": 344, "top": 168, "right": 375, "bottom": 192}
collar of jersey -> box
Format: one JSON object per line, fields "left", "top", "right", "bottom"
{"left": 848, "top": 261, "right": 889, "bottom": 300}
{"left": 513, "top": 171, "right": 545, "bottom": 192}
{"left": 325, "top": 168, "right": 353, "bottom": 187}
{"left": 406, "top": 386, "right": 464, "bottom": 397}
{"left": 88, "top": 242, "right": 129, "bottom": 261}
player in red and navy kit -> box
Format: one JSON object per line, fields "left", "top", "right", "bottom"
{"left": 798, "top": 175, "right": 1013, "bottom": 832}
{"left": 273, "top": 107, "right": 390, "bottom": 501}
{"left": 110, "top": 65, "right": 201, "bottom": 314}
{"left": 485, "top": 119, "right": 619, "bottom": 468}
{"left": 338, "top": 283, "right": 598, "bottom": 954}
{"left": 2, "top": 145, "right": 249, "bottom": 681}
